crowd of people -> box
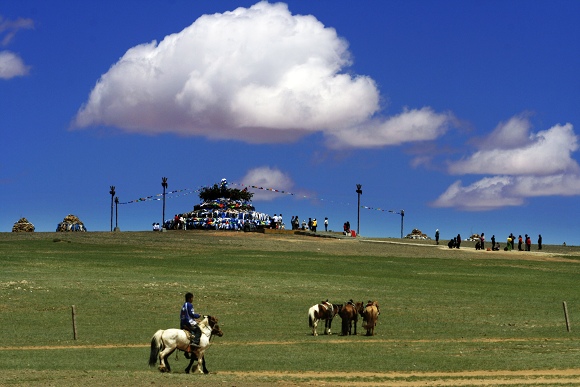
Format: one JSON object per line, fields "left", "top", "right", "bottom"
{"left": 157, "top": 212, "right": 336, "bottom": 233}
{"left": 158, "top": 210, "right": 273, "bottom": 231}
{"left": 445, "top": 230, "right": 543, "bottom": 251}
{"left": 289, "top": 216, "right": 330, "bottom": 232}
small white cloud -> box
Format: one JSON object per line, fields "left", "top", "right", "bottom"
{"left": 432, "top": 173, "right": 580, "bottom": 211}
{"left": 448, "top": 120, "right": 579, "bottom": 176}
{"left": 0, "top": 51, "right": 30, "bottom": 79}
{"left": 431, "top": 177, "right": 524, "bottom": 211}
{"left": 0, "top": 16, "right": 34, "bottom": 46}
{"left": 72, "top": 2, "right": 448, "bottom": 148}
{"left": 240, "top": 166, "right": 294, "bottom": 201}
{"left": 510, "top": 174, "right": 580, "bottom": 197}
{"left": 327, "top": 107, "right": 452, "bottom": 148}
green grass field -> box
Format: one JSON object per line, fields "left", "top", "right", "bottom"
{"left": 1, "top": 231, "right": 580, "bottom": 386}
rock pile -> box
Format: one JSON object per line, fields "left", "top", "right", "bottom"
{"left": 56, "top": 214, "right": 87, "bottom": 232}
{"left": 12, "top": 218, "right": 35, "bottom": 232}
{"left": 405, "top": 228, "right": 430, "bottom": 240}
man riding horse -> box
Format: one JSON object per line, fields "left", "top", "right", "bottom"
{"left": 180, "top": 292, "right": 202, "bottom": 358}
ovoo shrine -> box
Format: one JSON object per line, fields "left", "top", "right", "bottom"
{"left": 162, "top": 179, "right": 272, "bottom": 231}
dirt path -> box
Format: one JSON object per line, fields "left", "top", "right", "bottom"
{"left": 3, "top": 341, "right": 580, "bottom": 385}
{"left": 218, "top": 370, "right": 580, "bottom": 386}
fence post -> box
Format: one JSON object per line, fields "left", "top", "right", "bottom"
{"left": 72, "top": 305, "right": 78, "bottom": 340}
{"left": 563, "top": 301, "right": 571, "bottom": 332}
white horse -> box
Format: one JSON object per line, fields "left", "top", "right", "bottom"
{"left": 149, "top": 315, "right": 223, "bottom": 374}
{"left": 308, "top": 302, "right": 340, "bottom": 336}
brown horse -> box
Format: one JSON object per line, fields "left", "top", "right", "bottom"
{"left": 339, "top": 300, "right": 363, "bottom": 335}
{"left": 361, "top": 300, "right": 379, "bottom": 336}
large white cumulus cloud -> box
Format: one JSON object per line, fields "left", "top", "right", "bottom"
{"left": 72, "top": 2, "right": 450, "bottom": 147}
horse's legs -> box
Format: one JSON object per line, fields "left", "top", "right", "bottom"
{"left": 312, "top": 319, "right": 318, "bottom": 336}
{"left": 195, "top": 353, "right": 206, "bottom": 374}
{"left": 201, "top": 356, "right": 209, "bottom": 374}
{"left": 325, "top": 318, "right": 331, "bottom": 335}
{"left": 185, "top": 353, "right": 197, "bottom": 374}
{"left": 158, "top": 347, "right": 175, "bottom": 372}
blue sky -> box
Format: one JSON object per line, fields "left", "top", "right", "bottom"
{"left": 2, "top": 1, "right": 579, "bottom": 245}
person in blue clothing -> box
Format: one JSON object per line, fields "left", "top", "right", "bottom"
{"left": 180, "top": 292, "right": 202, "bottom": 358}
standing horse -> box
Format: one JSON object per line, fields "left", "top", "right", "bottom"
{"left": 349, "top": 301, "right": 364, "bottom": 336}
{"left": 361, "top": 301, "right": 380, "bottom": 336}
{"left": 308, "top": 301, "right": 340, "bottom": 336}
{"left": 339, "top": 300, "right": 362, "bottom": 335}
{"left": 149, "top": 315, "right": 223, "bottom": 374}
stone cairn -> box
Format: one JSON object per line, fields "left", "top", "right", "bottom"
{"left": 405, "top": 228, "right": 430, "bottom": 240}
{"left": 56, "top": 214, "right": 87, "bottom": 232}
{"left": 12, "top": 217, "right": 35, "bottom": 232}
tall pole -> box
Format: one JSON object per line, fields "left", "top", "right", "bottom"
{"left": 161, "top": 177, "right": 168, "bottom": 229}
{"left": 114, "top": 196, "right": 119, "bottom": 231}
{"left": 109, "top": 186, "right": 115, "bottom": 232}
{"left": 356, "top": 184, "right": 362, "bottom": 236}
{"left": 400, "top": 209, "right": 405, "bottom": 239}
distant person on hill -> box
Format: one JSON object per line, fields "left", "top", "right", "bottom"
{"left": 448, "top": 237, "right": 456, "bottom": 249}
{"left": 456, "top": 234, "right": 461, "bottom": 249}
{"left": 526, "top": 234, "right": 532, "bottom": 251}
{"left": 538, "top": 234, "right": 543, "bottom": 250}
{"left": 491, "top": 235, "right": 496, "bottom": 250}
{"left": 435, "top": 229, "right": 440, "bottom": 245}
{"left": 324, "top": 217, "right": 329, "bottom": 232}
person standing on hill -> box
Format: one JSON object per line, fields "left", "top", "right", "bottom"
{"left": 491, "top": 235, "right": 496, "bottom": 250}
{"left": 435, "top": 229, "right": 440, "bottom": 245}
{"left": 324, "top": 217, "right": 329, "bottom": 232}
{"left": 538, "top": 234, "right": 543, "bottom": 250}
{"left": 456, "top": 234, "right": 461, "bottom": 249}
{"left": 526, "top": 234, "right": 532, "bottom": 251}
{"left": 480, "top": 233, "right": 485, "bottom": 250}
{"left": 180, "top": 292, "right": 202, "bottom": 357}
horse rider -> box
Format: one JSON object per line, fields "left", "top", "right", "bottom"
{"left": 180, "top": 292, "right": 202, "bottom": 358}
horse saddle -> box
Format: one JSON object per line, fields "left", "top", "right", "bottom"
{"left": 183, "top": 329, "right": 193, "bottom": 342}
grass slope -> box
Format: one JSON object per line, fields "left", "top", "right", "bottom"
{"left": 1, "top": 231, "right": 580, "bottom": 386}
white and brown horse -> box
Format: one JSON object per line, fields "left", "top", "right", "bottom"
{"left": 361, "top": 300, "right": 380, "bottom": 336}
{"left": 149, "top": 315, "right": 223, "bottom": 374}
{"left": 308, "top": 301, "right": 340, "bottom": 336}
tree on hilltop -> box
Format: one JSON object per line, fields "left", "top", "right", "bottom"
{"left": 198, "top": 182, "right": 253, "bottom": 202}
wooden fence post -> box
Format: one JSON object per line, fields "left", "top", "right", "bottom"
{"left": 72, "top": 305, "right": 78, "bottom": 340}
{"left": 563, "top": 301, "right": 571, "bottom": 332}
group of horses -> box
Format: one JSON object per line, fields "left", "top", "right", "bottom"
{"left": 149, "top": 300, "right": 379, "bottom": 375}
{"left": 308, "top": 300, "right": 380, "bottom": 337}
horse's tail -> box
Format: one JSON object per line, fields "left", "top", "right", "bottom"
{"left": 148, "top": 330, "right": 163, "bottom": 367}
